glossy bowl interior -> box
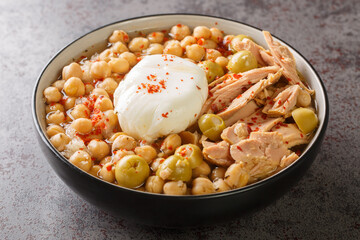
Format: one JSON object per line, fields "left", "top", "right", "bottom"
{"left": 32, "top": 14, "right": 329, "bottom": 227}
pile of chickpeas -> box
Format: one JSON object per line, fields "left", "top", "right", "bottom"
{"left": 44, "top": 24, "right": 263, "bottom": 195}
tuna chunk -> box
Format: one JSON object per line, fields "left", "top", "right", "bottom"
{"left": 221, "top": 123, "right": 249, "bottom": 144}
{"left": 201, "top": 66, "right": 279, "bottom": 115}
{"left": 202, "top": 140, "right": 234, "bottom": 167}
{"left": 263, "top": 85, "right": 300, "bottom": 117}
{"left": 260, "top": 50, "right": 276, "bottom": 66}
{"left": 223, "top": 100, "right": 259, "bottom": 127}
{"left": 279, "top": 152, "right": 299, "bottom": 168}
{"left": 231, "top": 38, "right": 268, "bottom": 66}
{"left": 240, "top": 109, "right": 284, "bottom": 132}
{"left": 263, "top": 31, "right": 314, "bottom": 94}
{"left": 230, "top": 132, "right": 288, "bottom": 179}
{"left": 272, "top": 123, "right": 309, "bottom": 148}
{"left": 218, "top": 69, "right": 283, "bottom": 120}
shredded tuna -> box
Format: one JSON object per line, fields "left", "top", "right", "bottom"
{"left": 221, "top": 122, "right": 249, "bottom": 144}
{"left": 203, "top": 140, "right": 234, "bottom": 167}
{"left": 272, "top": 123, "right": 309, "bottom": 148}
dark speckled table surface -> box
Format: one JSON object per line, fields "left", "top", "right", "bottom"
{"left": 0, "top": 0, "right": 359, "bottom": 239}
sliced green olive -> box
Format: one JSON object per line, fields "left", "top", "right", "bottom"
{"left": 115, "top": 155, "right": 150, "bottom": 188}
{"left": 292, "top": 108, "right": 318, "bottom": 134}
{"left": 175, "top": 144, "right": 203, "bottom": 169}
{"left": 198, "top": 60, "right": 224, "bottom": 83}
{"left": 156, "top": 155, "right": 192, "bottom": 182}
{"left": 229, "top": 34, "right": 254, "bottom": 53}
{"left": 198, "top": 114, "right": 226, "bottom": 141}
{"left": 227, "top": 50, "right": 258, "bottom": 73}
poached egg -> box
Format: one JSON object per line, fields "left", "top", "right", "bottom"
{"left": 113, "top": 54, "right": 208, "bottom": 142}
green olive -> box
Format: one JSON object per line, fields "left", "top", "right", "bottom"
{"left": 175, "top": 144, "right": 203, "bottom": 169}
{"left": 292, "top": 108, "right": 318, "bottom": 134}
{"left": 115, "top": 155, "right": 150, "bottom": 188}
{"left": 229, "top": 34, "right": 254, "bottom": 53}
{"left": 198, "top": 114, "right": 226, "bottom": 141}
{"left": 227, "top": 50, "right": 258, "bottom": 73}
{"left": 198, "top": 60, "right": 224, "bottom": 83}
{"left": 156, "top": 155, "right": 192, "bottom": 182}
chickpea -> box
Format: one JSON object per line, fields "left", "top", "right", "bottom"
{"left": 81, "top": 62, "right": 93, "bottom": 83}
{"left": 192, "top": 161, "right": 211, "bottom": 178}
{"left": 91, "top": 61, "right": 111, "bottom": 79}
{"left": 109, "top": 30, "right": 129, "bottom": 43}
{"left": 91, "top": 88, "right": 109, "bottom": 98}
{"left": 96, "top": 78, "right": 117, "bottom": 96}
{"left": 210, "top": 27, "right": 224, "bottom": 43}
{"left": 145, "top": 176, "right": 164, "bottom": 194}
{"left": 69, "top": 150, "right": 93, "bottom": 172}
{"left": 104, "top": 110, "right": 118, "bottom": 128}
{"left": 170, "top": 24, "right": 191, "bottom": 40}
{"left": 160, "top": 134, "right": 181, "bottom": 155}
{"left": 213, "top": 178, "right": 231, "bottom": 193}
{"left": 43, "top": 87, "right": 62, "bottom": 104}
{"left": 50, "top": 133, "right": 71, "bottom": 151}
{"left": 224, "top": 163, "right": 250, "bottom": 189}
{"left": 94, "top": 96, "right": 113, "bottom": 111}
{"left": 88, "top": 139, "right": 110, "bottom": 160}
{"left": 52, "top": 80, "right": 66, "bottom": 91}
{"left": 163, "top": 181, "right": 187, "bottom": 195}
{"left": 150, "top": 157, "right": 165, "bottom": 172}
{"left": 223, "top": 35, "right": 235, "bottom": 46}
{"left": 71, "top": 118, "right": 93, "bottom": 134}
{"left": 191, "top": 177, "right": 215, "bottom": 195}
{"left": 85, "top": 84, "right": 94, "bottom": 95}
{"left": 146, "top": 43, "right": 164, "bottom": 55}
{"left": 112, "top": 135, "right": 137, "bottom": 152}
{"left": 99, "top": 162, "right": 115, "bottom": 183}
{"left": 180, "top": 36, "right": 196, "bottom": 48}
{"left": 108, "top": 132, "right": 126, "bottom": 143}
{"left": 111, "top": 41, "right": 129, "bottom": 54}
{"left": 62, "top": 97, "right": 76, "bottom": 110}
{"left": 112, "top": 149, "right": 134, "bottom": 163}
{"left": 185, "top": 44, "right": 205, "bottom": 62}
{"left": 46, "top": 110, "right": 65, "bottom": 125}
{"left": 120, "top": 52, "right": 137, "bottom": 67}
{"left": 210, "top": 167, "right": 226, "bottom": 181}
{"left": 147, "top": 31, "right": 164, "bottom": 43}
{"left": 134, "top": 145, "right": 157, "bottom": 164}
{"left": 297, "top": 89, "right": 311, "bottom": 107}
{"left": 163, "top": 40, "right": 183, "bottom": 57}
{"left": 63, "top": 77, "right": 85, "bottom": 97}
{"left": 46, "top": 103, "right": 64, "bottom": 114}
{"left": 46, "top": 124, "right": 65, "bottom": 137}
{"left": 62, "top": 62, "right": 83, "bottom": 80}
{"left": 128, "top": 37, "right": 149, "bottom": 52}
{"left": 98, "top": 49, "right": 113, "bottom": 62}
{"left": 215, "top": 56, "right": 229, "bottom": 69}
{"left": 193, "top": 26, "right": 211, "bottom": 39}
{"left": 108, "top": 58, "right": 130, "bottom": 74}
{"left": 205, "top": 49, "right": 221, "bottom": 61}
{"left": 70, "top": 104, "right": 90, "bottom": 119}
{"left": 89, "top": 165, "right": 101, "bottom": 177}
{"left": 202, "top": 39, "right": 217, "bottom": 49}
{"left": 100, "top": 156, "right": 112, "bottom": 165}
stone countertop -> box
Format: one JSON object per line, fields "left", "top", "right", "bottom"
{"left": 0, "top": 0, "right": 359, "bottom": 239}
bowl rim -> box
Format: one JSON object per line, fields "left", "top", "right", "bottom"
{"left": 32, "top": 13, "right": 329, "bottom": 200}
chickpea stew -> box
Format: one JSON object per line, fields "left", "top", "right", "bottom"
{"left": 43, "top": 24, "right": 318, "bottom": 196}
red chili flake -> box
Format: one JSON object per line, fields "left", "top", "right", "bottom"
{"left": 194, "top": 114, "right": 197, "bottom": 117}
{"left": 181, "top": 79, "right": 183, "bottom": 82}
{"left": 248, "top": 123, "right": 254, "bottom": 126}
{"left": 159, "top": 80, "right": 166, "bottom": 89}
{"left": 190, "top": 77, "right": 194, "bottom": 79}
{"left": 124, "top": 35, "right": 129, "bottom": 41}
{"left": 215, "top": 22, "right": 218, "bottom": 25}
{"left": 251, "top": 117, "right": 258, "bottom": 122}
{"left": 237, "top": 146, "right": 243, "bottom": 151}
{"left": 210, "top": 104, "right": 218, "bottom": 113}
{"left": 162, "top": 112, "right": 169, "bottom": 118}
{"left": 79, "top": 148, "right": 84, "bottom": 150}
{"left": 197, "top": 38, "right": 205, "bottom": 45}
{"left": 261, "top": 114, "right": 267, "bottom": 120}
{"left": 152, "top": 32, "right": 157, "bottom": 37}
{"left": 248, "top": 81, "right": 252, "bottom": 84}
{"left": 278, "top": 100, "right": 282, "bottom": 105}
{"left": 283, "top": 106, "right": 286, "bottom": 109}
{"left": 285, "top": 141, "right": 289, "bottom": 144}
{"left": 176, "top": 87, "right": 178, "bottom": 89}
{"left": 233, "top": 74, "right": 242, "bottom": 79}
{"left": 196, "top": 85, "right": 201, "bottom": 90}
{"left": 295, "top": 150, "right": 302, "bottom": 156}
{"left": 300, "top": 133, "right": 304, "bottom": 138}
{"left": 253, "top": 127, "right": 260, "bottom": 132}
{"left": 236, "top": 94, "right": 242, "bottom": 99}
{"left": 147, "top": 76, "right": 150, "bottom": 80}
{"left": 159, "top": 159, "right": 165, "bottom": 164}
{"left": 176, "top": 24, "right": 182, "bottom": 27}
{"left": 269, "top": 101, "right": 274, "bottom": 105}
{"left": 163, "top": 37, "right": 169, "bottom": 42}
{"left": 106, "top": 164, "right": 112, "bottom": 171}
{"left": 287, "top": 78, "right": 292, "bottom": 82}
{"left": 166, "top": 72, "right": 169, "bottom": 75}
{"left": 279, "top": 122, "right": 288, "bottom": 127}
{"left": 266, "top": 96, "right": 271, "bottom": 100}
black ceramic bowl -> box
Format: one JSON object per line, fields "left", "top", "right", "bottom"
{"left": 32, "top": 14, "right": 329, "bottom": 228}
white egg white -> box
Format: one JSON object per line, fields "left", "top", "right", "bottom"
{"left": 114, "top": 54, "right": 208, "bottom": 142}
